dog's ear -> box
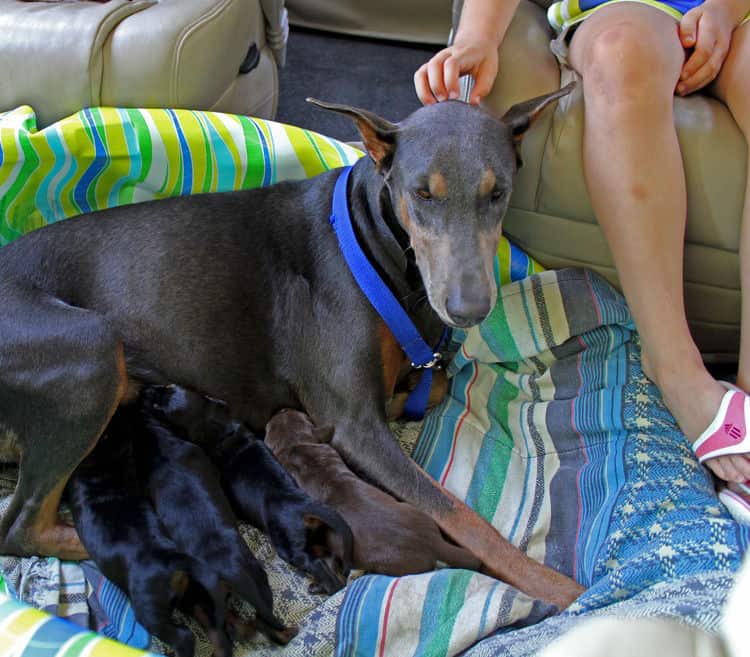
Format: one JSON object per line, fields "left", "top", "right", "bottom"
{"left": 500, "top": 82, "right": 576, "bottom": 165}
{"left": 307, "top": 98, "right": 398, "bottom": 171}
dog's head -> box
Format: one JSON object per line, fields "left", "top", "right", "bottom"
{"left": 308, "top": 83, "right": 574, "bottom": 328}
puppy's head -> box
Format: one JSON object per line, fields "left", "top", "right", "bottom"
{"left": 142, "top": 384, "right": 233, "bottom": 446}
{"left": 264, "top": 408, "right": 333, "bottom": 452}
{"left": 309, "top": 83, "right": 575, "bottom": 329}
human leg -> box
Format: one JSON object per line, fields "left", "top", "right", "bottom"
{"left": 569, "top": 3, "right": 750, "bottom": 482}
{"left": 712, "top": 22, "right": 750, "bottom": 389}
{"left": 708, "top": 21, "right": 750, "bottom": 488}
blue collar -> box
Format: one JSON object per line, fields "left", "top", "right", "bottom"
{"left": 329, "top": 165, "right": 445, "bottom": 420}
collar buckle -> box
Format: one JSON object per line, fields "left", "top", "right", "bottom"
{"left": 412, "top": 352, "right": 443, "bottom": 369}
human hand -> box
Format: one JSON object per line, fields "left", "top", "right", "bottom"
{"left": 677, "top": 2, "right": 736, "bottom": 95}
{"left": 414, "top": 38, "right": 499, "bottom": 105}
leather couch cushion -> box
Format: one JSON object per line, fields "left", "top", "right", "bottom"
{"left": 0, "top": 0, "right": 153, "bottom": 127}
{"left": 0, "top": 0, "right": 278, "bottom": 127}
{"left": 102, "top": 0, "right": 261, "bottom": 111}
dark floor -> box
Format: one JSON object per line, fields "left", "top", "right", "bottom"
{"left": 276, "top": 27, "right": 439, "bottom": 142}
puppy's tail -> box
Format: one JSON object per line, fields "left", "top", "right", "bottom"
{"left": 434, "top": 540, "right": 483, "bottom": 572}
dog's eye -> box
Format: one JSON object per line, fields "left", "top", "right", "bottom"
{"left": 490, "top": 189, "right": 506, "bottom": 203}
{"left": 415, "top": 189, "right": 432, "bottom": 200}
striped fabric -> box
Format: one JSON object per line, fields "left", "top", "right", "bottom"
{"left": 337, "top": 268, "right": 749, "bottom": 657}
{"left": 0, "top": 575, "right": 159, "bottom": 657}
{"left": 0, "top": 105, "right": 361, "bottom": 245}
{"left": 547, "top": 0, "right": 685, "bottom": 31}
{"left": 547, "top": 0, "right": 750, "bottom": 34}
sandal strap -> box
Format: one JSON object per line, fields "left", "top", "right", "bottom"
{"left": 719, "top": 487, "right": 750, "bottom": 526}
{"left": 693, "top": 390, "right": 750, "bottom": 462}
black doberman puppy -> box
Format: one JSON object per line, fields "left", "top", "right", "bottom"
{"left": 66, "top": 418, "right": 228, "bottom": 657}
{"left": 123, "top": 402, "right": 297, "bottom": 645}
{"left": 142, "top": 383, "right": 353, "bottom": 595}
{"left": 0, "top": 86, "right": 583, "bottom": 608}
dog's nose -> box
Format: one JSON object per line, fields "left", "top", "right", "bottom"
{"left": 445, "top": 288, "right": 491, "bottom": 327}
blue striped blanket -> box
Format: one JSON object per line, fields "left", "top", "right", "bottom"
{"left": 334, "top": 266, "right": 748, "bottom": 656}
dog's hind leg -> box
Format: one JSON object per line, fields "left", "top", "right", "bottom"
{"left": 0, "top": 282, "right": 127, "bottom": 559}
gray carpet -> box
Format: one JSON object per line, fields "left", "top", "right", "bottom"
{"left": 276, "top": 28, "right": 439, "bottom": 142}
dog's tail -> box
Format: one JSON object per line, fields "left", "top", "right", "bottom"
{"left": 434, "top": 539, "right": 483, "bottom": 571}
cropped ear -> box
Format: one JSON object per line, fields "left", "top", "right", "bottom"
{"left": 501, "top": 81, "right": 576, "bottom": 143}
{"left": 307, "top": 98, "right": 398, "bottom": 171}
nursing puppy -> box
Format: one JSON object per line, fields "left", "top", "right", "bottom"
{"left": 67, "top": 421, "right": 228, "bottom": 657}
{"left": 121, "top": 403, "right": 297, "bottom": 645}
{"left": 265, "top": 409, "right": 482, "bottom": 576}
{"left": 143, "top": 384, "right": 354, "bottom": 594}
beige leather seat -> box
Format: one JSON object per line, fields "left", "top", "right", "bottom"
{"left": 473, "top": 0, "right": 746, "bottom": 358}
{"left": 0, "top": 0, "right": 288, "bottom": 127}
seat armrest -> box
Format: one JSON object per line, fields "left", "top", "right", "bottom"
{"left": 0, "top": 0, "right": 154, "bottom": 128}
{"left": 101, "top": 0, "right": 261, "bottom": 111}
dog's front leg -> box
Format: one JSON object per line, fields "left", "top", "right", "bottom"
{"left": 328, "top": 413, "right": 584, "bottom": 609}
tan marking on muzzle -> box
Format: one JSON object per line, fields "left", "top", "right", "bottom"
{"left": 479, "top": 169, "right": 496, "bottom": 197}
{"left": 428, "top": 171, "right": 448, "bottom": 200}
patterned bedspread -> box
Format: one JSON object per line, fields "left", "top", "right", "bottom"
{"left": 0, "top": 106, "right": 746, "bottom": 657}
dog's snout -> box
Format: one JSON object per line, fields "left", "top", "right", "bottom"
{"left": 445, "top": 285, "right": 491, "bottom": 328}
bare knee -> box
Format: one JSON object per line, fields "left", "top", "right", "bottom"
{"left": 575, "top": 20, "right": 683, "bottom": 116}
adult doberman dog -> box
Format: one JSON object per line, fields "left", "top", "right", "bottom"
{"left": 0, "top": 84, "right": 582, "bottom": 608}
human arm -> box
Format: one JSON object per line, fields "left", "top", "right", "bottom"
{"left": 677, "top": 0, "right": 750, "bottom": 95}
{"left": 414, "top": 0, "right": 520, "bottom": 105}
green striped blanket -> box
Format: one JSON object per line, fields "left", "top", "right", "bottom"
{"left": 0, "top": 105, "right": 746, "bottom": 657}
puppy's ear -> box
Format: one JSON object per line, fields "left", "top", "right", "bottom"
{"left": 500, "top": 82, "right": 576, "bottom": 165}
{"left": 310, "top": 425, "right": 335, "bottom": 444}
{"left": 307, "top": 98, "right": 398, "bottom": 171}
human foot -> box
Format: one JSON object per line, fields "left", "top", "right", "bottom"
{"left": 642, "top": 351, "right": 750, "bottom": 483}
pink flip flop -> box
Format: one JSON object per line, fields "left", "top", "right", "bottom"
{"left": 692, "top": 389, "right": 750, "bottom": 463}
{"left": 696, "top": 382, "right": 750, "bottom": 524}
